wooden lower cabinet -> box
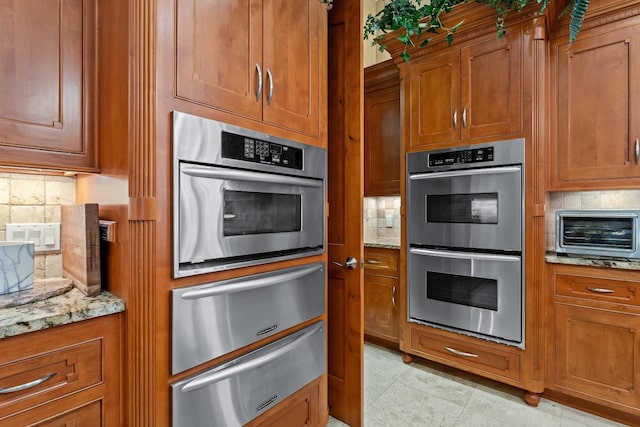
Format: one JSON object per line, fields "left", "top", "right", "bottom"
{"left": 364, "top": 248, "right": 399, "bottom": 344}
{"left": 548, "top": 264, "right": 640, "bottom": 415}
{"left": 0, "top": 315, "right": 121, "bottom": 426}
{"left": 247, "top": 377, "right": 322, "bottom": 427}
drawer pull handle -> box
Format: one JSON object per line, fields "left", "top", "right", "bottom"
{"left": 0, "top": 372, "right": 55, "bottom": 394}
{"left": 392, "top": 286, "right": 396, "bottom": 307}
{"left": 365, "top": 260, "right": 382, "bottom": 265}
{"left": 255, "top": 63, "right": 263, "bottom": 101}
{"left": 453, "top": 109, "right": 458, "bottom": 130}
{"left": 445, "top": 347, "right": 478, "bottom": 358}
{"left": 586, "top": 287, "right": 615, "bottom": 294}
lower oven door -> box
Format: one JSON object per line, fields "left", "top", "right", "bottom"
{"left": 408, "top": 248, "right": 522, "bottom": 345}
{"left": 176, "top": 163, "right": 325, "bottom": 276}
{"left": 172, "top": 321, "right": 325, "bottom": 427}
{"left": 408, "top": 165, "right": 522, "bottom": 252}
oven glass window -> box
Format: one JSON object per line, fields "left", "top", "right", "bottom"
{"left": 223, "top": 191, "right": 302, "bottom": 236}
{"left": 426, "top": 193, "right": 498, "bottom": 224}
{"left": 561, "top": 217, "right": 633, "bottom": 249}
{"left": 426, "top": 271, "right": 498, "bottom": 311}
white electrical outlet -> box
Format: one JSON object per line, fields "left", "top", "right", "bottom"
{"left": 6, "top": 223, "right": 61, "bottom": 253}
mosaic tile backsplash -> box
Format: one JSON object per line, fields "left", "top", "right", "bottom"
{"left": 546, "top": 190, "right": 640, "bottom": 251}
{"left": 364, "top": 196, "right": 401, "bottom": 246}
{"left": 0, "top": 173, "right": 76, "bottom": 279}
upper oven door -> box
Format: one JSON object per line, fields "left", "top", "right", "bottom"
{"left": 177, "top": 163, "right": 324, "bottom": 276}
{"left": 408, "top": 165, "right": 522, "bottom": 252}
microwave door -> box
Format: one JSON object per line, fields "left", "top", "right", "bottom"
{"left": 408, "top": 166, "right": 522, "bottom": 251}
{"left": 179, "top": 164, "right": 324, "bottom": 266}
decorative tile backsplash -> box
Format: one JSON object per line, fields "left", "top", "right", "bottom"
{"left": 545, "top": 189, "right": 640, "bottom": 251}
{"left": 363, "top": 196, "right": 401, "bottom": 246}
{"left": 0, "top": 173, "right": 76, "bottom": 278}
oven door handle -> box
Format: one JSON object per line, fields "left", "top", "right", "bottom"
{"left": 410, "top": 248, "right": 520, "bottom": 263}
{"left": 181, "top": 165, "right": 323, "bottom": 188}
{"left": 409, "top": 165, "right": 521, "bottom": 181}
{"left": 179, "top": 322, "right": 322, "bottom": 393}
{"left": 179, "top": 264, "right": 324, "bottom": 299}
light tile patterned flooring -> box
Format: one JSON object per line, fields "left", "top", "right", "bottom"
{"left": 328, "top": 343, "right": 629, "bottom": 427}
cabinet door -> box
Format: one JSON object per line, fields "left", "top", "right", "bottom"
{"left": 0, "top": 0, "right": 97, "bottom": 171}
{"left": 262, "top": 0, "right": 320, "bottom": 137}
{"left": 409, "top": 51, "right": 460, "bottom": 149}
{"left": 364, "top": 84, "right": 400, "bottom": 196}
{"left": 552, "top": 26, "right": 640, "bottom": 187}
{"left": 364, "top": 274, "right": 398, "bottom": 342}
{"left": 460, "top": 31, "right": 522, "bottom": 140}
{"left": 553, "top": 303, "right": 640, "bottom": 408}
{"left": 176, "top": 0, "right": 263, "bottom": 120}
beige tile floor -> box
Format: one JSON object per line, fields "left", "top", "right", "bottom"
{"left": 328, "top": 343, "right": 629, "bottom": 427}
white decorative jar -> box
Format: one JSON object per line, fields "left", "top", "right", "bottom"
{"left": 0, "top": 242, "right": 35, "bottom": 295}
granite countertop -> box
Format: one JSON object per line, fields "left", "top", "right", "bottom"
{"left": 0, "top": 288, "right": 125, "bottom": 339}
{"left": 365, "top": 242, "right": 401, "bottom": 250}
{"left": 546, "top": 253, "right": 640, "bottom": 271}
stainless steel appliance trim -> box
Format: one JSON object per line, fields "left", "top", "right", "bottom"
{"left": 409, "top": 165, "right": 521, "bottom": 181}
{"left": 410, "top": 248, "right": 520, "bottom": 263}
{"left": 179, "top": 322, "right": 322, "bottom": 393}
{"left": 181, "top": 164, "right": 323, "bottom": 188}
{"left": 179, "top": 263, "right": 323, "bottom": 299}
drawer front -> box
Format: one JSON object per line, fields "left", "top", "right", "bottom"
{"left": 172, "top": 262, "right": 326, "bottom": 374}
{"left": 410, "top": 326, "right": 520, "bottom": 382}
{"left": 364, "top": 249, "right": 399, "bottom": 276}
{"left": 0, "top": 340, "right": 102, "bottom": 419}
{"left": 172, "top": 321, "right": 325, "bottom": 427}
{"left": 32, "top": 401, "right": 101, "bottom": 427}
{"left": 555, "top": 273, "right": 638, "bottom": 306}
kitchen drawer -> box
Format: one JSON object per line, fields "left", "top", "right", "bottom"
{"left": 409, "top": 325, "right": 521, "bottom": 382}
{"left": 31, "top": 400, "right": 101, "bottom": 427}
{"left": 172, "top": 262, "right": 325, "bottom": 374}
{"left": 0, "top": 339, "right": 102, "bottom": 419}
{"left": 249, "top": 378, "right": 321, "bottom": 427}
{"left": 364, "top": 248, "right": 399, "bottom": 276}
{"left": 555, "top": 273, "right": 639, "bottom": 306}
{"left": 172, "top": 321, "right": 325, "bottom": 427}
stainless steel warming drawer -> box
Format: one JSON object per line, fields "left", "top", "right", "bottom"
{"left": 171, "top": 262, "right": 325, "bottom": 374}
{"left": 172, "top": 321, "right": 325, "bottom": 427}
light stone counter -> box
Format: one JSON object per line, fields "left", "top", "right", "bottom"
{"left": 545, "top": 253, "right": 640, "bottom": 271}
{"left": 0, "top": 288, "right": 125, "bottom": 339}
{"left": 364, "top": 242, "right": 401, "bottom": 250}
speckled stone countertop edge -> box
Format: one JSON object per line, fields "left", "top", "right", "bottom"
{"left": 364, "top": 242, "right": 401, "bottom": 250}
{"left": 0, "top": 288, "right": 125, "bottom": 339}
{"left": 545, "top": 253, "right": 640, "bottom": 271}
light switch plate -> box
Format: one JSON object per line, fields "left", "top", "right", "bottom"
{"left": 6, "top": 223, "right": 61, "bottom": 253}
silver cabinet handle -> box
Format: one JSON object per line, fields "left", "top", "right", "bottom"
{"left": 180, "top": 263, "right": 324, "bottom": 299}
{"left": 266, "top": 67, "right": 274, "bottom": 106}
{"left": 586, "top": 287, "right": 615, "bottom": 294}
{"left": 332, "top": 257, "right": 358, "bottom": 269}
{"left": 392, "top": 286, "right": 396, "bottom": 307}
{"left": 445, "top": 347, "right": 478, "bottom": 358}
{"left": 255, "top": 63, "right": 263, "bottom": 102}
{"left": 410, "top": 165, "right": 521, "bottom": 181}
{"left": 462, "top": 106, "right": 467, "bottom": 128}
{"left": 365, "top": 260, "right": 382, "bottom": 265}
{"left": 453, "top": 109, "right": 458, "bottom": 129}
{"left": 180, "top": 322, "right": 322, "bottom": 393}
{"left": 0, "top": 372, "right": 55, "bottom": 394}
{"left": 181, "top": 165, "right": 323, "bottom": 188}
{"left": 635, "top": 138, "right": 639, "bottom": 165}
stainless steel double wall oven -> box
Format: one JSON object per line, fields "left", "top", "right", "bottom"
{"left": 171, "top": 112, "right": 327, "bottom": 426}
{"left": 407, "top": 138, "right": 525, "bottom": 347}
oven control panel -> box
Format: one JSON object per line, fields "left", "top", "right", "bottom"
{"left": 429, "top": 147, "right": 494, "bottom": 167}
{"left": 221, "top": 131, "right": 303, "bottom": 170}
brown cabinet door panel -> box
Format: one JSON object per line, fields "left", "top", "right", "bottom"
{"left": 553, "top": 303, "right": 640, "bottom": 407}
{"left": 176, "top": 0, "right": 263, "bottom": 119}
{"left": 552, "top": 25, "right": 640, "bottom": 186}
{"left": 409, "top": 51, "right": 460, "bottom": 148}
{"left": 262, "top": 0, "right": 320, "bottom": 137}
{"left": 364, "top": 274, "right": 399, "bottom": 342}
{"left": 460, "top": 31, "right": 522, "bottom": 140}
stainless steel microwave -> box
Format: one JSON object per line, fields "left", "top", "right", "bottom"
{"left": 556, "top": 210, "right": 640, "bottom": 259}
{"left": 172, "top": 111, "right": 327, "bottom": 278}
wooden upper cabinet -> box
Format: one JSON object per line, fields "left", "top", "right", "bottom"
{"left": 550, "top": 25, "right": 640, "bottom": 189}
{"left": 364, "top": 61, "right": 401, "bottom": 196}
{"left": 176, "top": 0, "right": 321, "bottom": 138}
{"left": 409, "top": 31, "right": 522, "bottom": 150}
{"left": 0, "top": 0, "right": 97, "bottom": 171}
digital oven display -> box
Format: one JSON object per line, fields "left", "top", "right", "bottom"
{"left": 221, "top": 131, "right": 303, "bottom": 170}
